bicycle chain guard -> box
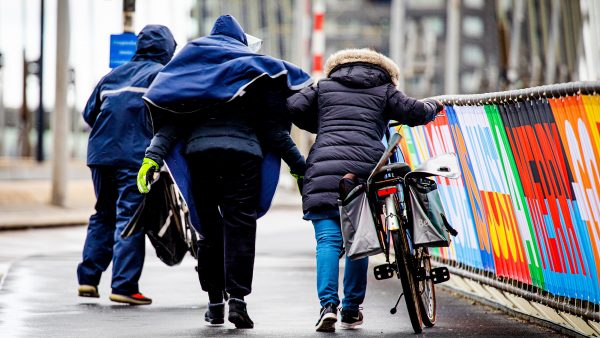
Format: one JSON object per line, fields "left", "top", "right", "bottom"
{"left": 373, "top": 264, "right": 395, "bottom": 280}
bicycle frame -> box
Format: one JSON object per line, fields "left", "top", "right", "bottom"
{"left": 367, "top": 122, "right": 460, "bottom": 333}
{"left": 365, "top": 129, "right": 410, "bottom": 263}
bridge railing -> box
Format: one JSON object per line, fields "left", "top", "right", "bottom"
{"left": 397, "top": 81, "right": 600, "bottom": 322}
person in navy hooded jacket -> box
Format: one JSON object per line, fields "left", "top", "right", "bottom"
{"left": 137, "top": 15, "right": 311, "bottom": 328}
{"left": 76, "top": 25, "right": 176, "bottom": 305}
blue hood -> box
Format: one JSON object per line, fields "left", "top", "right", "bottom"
{"left": 143, "top": 15, "right": 312, "bottom": 113}
{"left": 132, "top": 24, "right": 177, "bottom": 65}
{"left": 210, "top": 15, "right": 248, "bottom": 45}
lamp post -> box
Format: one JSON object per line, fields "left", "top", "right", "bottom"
{"left": 123, "top": 0, "right": 136, "bottom": 33}
{"left": 36, "top": 0, "right": 45, "bottom": 162}
{"left": 51, "top": 0, "right": 70, "bottom": 206}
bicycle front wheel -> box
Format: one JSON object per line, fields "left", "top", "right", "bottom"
{"left": 391, "top": 230, "right": 423, "bottom": 333}
{"left": 417, "top": 248, "right": 436, "bottom": 327}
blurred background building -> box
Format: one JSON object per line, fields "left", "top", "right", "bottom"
{"left": 0, "top": 0, "right": 599, "bottom": 162}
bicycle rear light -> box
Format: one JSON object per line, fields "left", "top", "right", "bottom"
{"left": 377, "top": 186, "right": 397, "bottom": 197}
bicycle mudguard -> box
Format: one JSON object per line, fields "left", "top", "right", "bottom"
{"left": 407, "top": 153, "right": 460, "bottom": 179}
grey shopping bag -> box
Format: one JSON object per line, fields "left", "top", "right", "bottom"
{"left": 408, "top": 177, "right": 453, "bottom": 247}
{"left": 339, "top": 184, "right": 383, "bottom": 260}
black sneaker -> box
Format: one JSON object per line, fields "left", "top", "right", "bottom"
{"left": 228, "top": 298, "right": 254, "bottom": 329}
{"left": 340, "top": 308, "right": 363, "bottom": 329}
{"left": 315, "top": 303, "right": 337, "bottom": 332}
{"left": 205, "top": 302, "right": 225, "bottom": 325}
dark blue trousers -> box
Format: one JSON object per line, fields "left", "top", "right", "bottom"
{"left": 77, "top": 166, "right": 145, "bottom": 294}
{"left": 188, "top": 150, "right": 261, "bottom": 300}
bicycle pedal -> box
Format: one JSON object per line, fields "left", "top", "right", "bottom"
{"left": 415, "top": 267, "right": 426, "bottom": 281}
{"left": 374, "top": 264, "right": 395, "bottom": 280}
{"left": 430, "top": 267, "right": 450, "bottom": 284}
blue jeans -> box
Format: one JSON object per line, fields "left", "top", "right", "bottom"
{"left": 77, "top": 166, "right": 145, "bottom": 294}
{"left": 312, "top": 218, "right": 368, "bottom": 311}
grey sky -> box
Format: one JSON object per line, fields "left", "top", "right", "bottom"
{"left": 0, "top": 0, "right": 193, "bottom": 111}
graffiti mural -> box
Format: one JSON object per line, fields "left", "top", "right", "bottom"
{"left": 399, "top": 83, "right": 600, "bottom": 306}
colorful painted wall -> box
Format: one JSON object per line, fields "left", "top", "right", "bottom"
{"left": 398, "top": 84, "right": 600, "bottom": 307}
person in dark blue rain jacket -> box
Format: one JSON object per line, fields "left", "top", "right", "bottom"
{"left": 137, "top": 15, "right": 311, "bottom": 328}
{"left": 76, "top": 24, "right": 176, "bottom": 306}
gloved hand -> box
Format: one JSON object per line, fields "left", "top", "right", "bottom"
{"left": 421, "top": 98, "right": 444, "bottom": 122}
{"left": 434, "top": 99, "right": 444, "bottom": 113}
{"left": 291, "top": 171, "right": 304, "bottom": 194}
{"left": 137, "top": 157, "right": 160, "bottom": 194}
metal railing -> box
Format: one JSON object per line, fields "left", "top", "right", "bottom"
{"left": 398, "top": 81, "right": 600, "bottom": 322}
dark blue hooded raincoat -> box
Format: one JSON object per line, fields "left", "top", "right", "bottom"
{"left": 143, "top": 15, "right": 312, "bottom": 114}
{"left": 77, "top": 25, "right": 177, "bottom": 296}
{"left": 143, "top": 16, "right": 311, "bottom": 231}
{"left": 84, "top": 25, "right": 177, "bottom": 168}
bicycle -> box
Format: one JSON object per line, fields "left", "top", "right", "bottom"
{"left": 365, "top": 123, "right": 459, "bottom": 333}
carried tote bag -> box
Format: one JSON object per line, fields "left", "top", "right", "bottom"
{"left": 339, "top": 184, "right": 383, "bottom": 260}
{"left": 408, "top": 177, "right": 455, "bottom": 247}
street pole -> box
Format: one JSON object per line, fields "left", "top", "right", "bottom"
{"left": 51, "top": 0, "right": 70, "bottom": 206}
{"left": 444, "top": 0, "right": 460, "bottom": 94}
{"left": 20, "top": 53, "right": 32, "bottom": 157}
{"left": 0, "top": 52, "right": 4, "bottom": 156}
{"left": 544, "top": 0, "right": 560, "bottom": 85}
{"left": 36, "top": 0, "right": 45, "bottom": 162}
{"left": 123, "top": 0, "right": 136, "bottom": 33}
{"left": 389, "top": 0, "right": 405, "bottom": 90}
{"left": 290, "top": 0, "right": 311, "bottom": 159}
{"left": 292, "top": 0, "right": 310, "bottom": 71}
{"left": 305, "top": 0, "right": 325, "bottom": 151}
{"left": 507, "top": 0, "right": 524, "bottom": 89}
{"left": 310, "top": 0, "right": 325, "bottom": 80}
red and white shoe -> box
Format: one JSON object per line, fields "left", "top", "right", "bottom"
{"left": 109, "top": 292, "right": 152, "bottom": 305}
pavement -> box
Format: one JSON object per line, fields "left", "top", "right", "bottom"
{"left": 0, "top": 210, "right": 568, "bottom": 337}
{"left": 0, "top": 157, "right": 303, "bottom": 230}
{"left": 0, "top": 158, "right": 578, "bottom": 337}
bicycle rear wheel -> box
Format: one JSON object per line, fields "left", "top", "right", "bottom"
{"left": 417, "top": 248, "right": 436, "bottom": 327}
{"left": 391, "top": 230, "right": 423, "bottom": 333}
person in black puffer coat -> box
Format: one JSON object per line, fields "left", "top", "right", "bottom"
{"left": 287, "top": 48, "right": 443, "bottom": 332}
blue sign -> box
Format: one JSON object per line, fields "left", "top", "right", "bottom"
{"left": 109, "top": 33, "right": 137, "bottom": 68}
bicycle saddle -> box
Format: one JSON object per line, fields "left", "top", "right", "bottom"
{"left": 371, "top": 162, "right": 411, "bottom": 180}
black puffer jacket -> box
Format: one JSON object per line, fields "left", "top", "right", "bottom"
{"left": 288, "top": 48, "right": 440, "bottom": 215}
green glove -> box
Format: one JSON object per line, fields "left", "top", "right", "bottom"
{"left": 137, "top": 157, "right": 160, "bottom": 194}
{"left": 290, "top": 171, "right": 304, "bottom": 193}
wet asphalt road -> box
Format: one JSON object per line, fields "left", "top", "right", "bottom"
{"left": 0, "top": 209, "right": 566, "bottom": 337}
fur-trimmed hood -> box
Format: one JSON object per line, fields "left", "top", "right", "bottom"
{"left": 323, "top": 48, "right": 400, "bottom": 86}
